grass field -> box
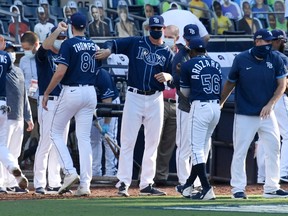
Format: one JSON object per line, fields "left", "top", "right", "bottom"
{"left": 1, "top": 195, "right": 288, "bottom": 216}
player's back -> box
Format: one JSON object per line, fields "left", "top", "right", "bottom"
{"left": 0, "top": 50, "right": 11, "bottom": 96}
{"left": 56, "top": 36, "right": 100, "bottom": 86}
{"left": 181, "top": 55, "right": 222, "bottom": 101}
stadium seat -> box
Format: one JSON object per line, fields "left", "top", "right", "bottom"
{"left": 199, "top": 17, "right": 212, "bottom": 34}
{"left": 21, "top": 0, "right": 38, "bottom": 6}
{"left": 0, "top": 0, "right": 12, "bottom": 6}
{"left": 0, "top": 5, "right": 11, "bottom": 12}
{"left": 0, "top": 12, "right": 10, "bottom": 22}
{"left": 24, "top": 5, "right": 37, "bottom": 19}
{"left": 258, "top": 18, "right": 268, "bottom": 29}
{"left": 1, "top": 20, "right": 9, "bottom": 35}
{"left": 229, "top": 18, "right": 238, "bottom": 31}
{"left": 128, "top": 5, "right": 144, "bottom": 17}
{"left": 50, "top": 6, "right": 64, "bottom": 21}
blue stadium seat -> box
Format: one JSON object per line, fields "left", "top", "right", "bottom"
{"left": 50, "top": 6, "right": 64, "bottom": 21}
{"left": 21, "top": 0, "right": 38, "bottom": 6}
{"left": 24, "top": 5, "right": 38, "bottom": 20}
{"left": 1, "top": 20, "right": 9, "bottom": 35}
{"left": 0, "top": 0, "right": 12, "bottom": 6}
{"left": 128, "top": 5, "right": 144, "bottom": 17}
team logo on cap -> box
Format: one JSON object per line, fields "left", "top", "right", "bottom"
{"left": 189, "top": 28, "right": 196, "bottom": 34}
{"left": 153, "top": 17, "right": 160, "bottom": 24}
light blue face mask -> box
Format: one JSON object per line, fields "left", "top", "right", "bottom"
{"left": 163, "top": 38, "right": 175, "bottom": 48}
{"left": 24, "top": 50, "right": 35, "bottom": 58}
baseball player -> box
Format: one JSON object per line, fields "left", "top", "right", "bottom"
{"left": 3, "top": 41, "right": 33, "bottom": 194}
{"left": 256, "top": 29, "right": 288, "bottom": 184}
{"left": 221, "top": 29, "right": 288, "bottom": 199}
{"left": 91, "top": 68, "right": 120, "bottom": 177}
{"left": 42, "top": 12, "right": 100, "bottom": 196}
{"left": 180, "top": 37, "right": 222, "bottom": 200}
{"left": 0, "top": 36, "right": 28, "bottom": 193}
{"left": 173, "top": 24, "right": 204, "bottom": 195}
{"left": 34, "top": 23, "right": 70, "bottom": 195}
{"left": 96, "top": 15, "right": 174, "bottom": 197}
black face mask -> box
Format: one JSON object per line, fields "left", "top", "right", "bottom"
{"left": 251, "top": 44, "right": 272, "bottom": 59}
{"left": 150, "top": 30, "right": 162, "bottom": 39}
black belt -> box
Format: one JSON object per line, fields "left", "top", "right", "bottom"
{"left": 48, "top": 96, "right": 58, "bottom": 101}
{"left": 67, "top": 84, "right": 94, "bottom": 87}
{"left": 128, "top": 87, "right": 156, "bottom": 96}
{"left": 164, "top": 98, "right": 176, "bottom": 103}
{"left": 199, "top": 99, "right": 220, "bottom": 104}
{"left": 0, "top": 96, "right": 6, "bottom": 101}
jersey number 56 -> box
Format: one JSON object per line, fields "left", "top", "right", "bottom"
{"left": 201, "top": 74, "right": 221, "bottom": 94}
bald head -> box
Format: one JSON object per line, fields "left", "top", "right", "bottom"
{"left": 165, "top": 25, "right": 179, "bottom": 39}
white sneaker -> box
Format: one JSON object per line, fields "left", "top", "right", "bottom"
{"left": 74, "top": 186, "right": 91, "bottom": 196}
{"left": 58, "top": 173, "right": 79, "bottom": 194}
{"left": 182, "top": 185, "right": 193, "bottom": 198}
{"left": 11, "top": 168, "right": 28, "bottom": 189}
{"left": 191, "top": 187, "right": 216, "bottom": 200}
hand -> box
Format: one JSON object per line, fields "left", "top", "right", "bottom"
{"left": 101, "top": 123, "right": 109, "bottom": 135}
{"left": 260, "top": 103, "right": 274, "bottom": 119}
{"left": 26, "top": 121, "right": 34, "bottom": 132}
{"left": 42, "top": 94, "right": 49, "bottom": 111}
{"left": 95, "top": 48, "right": 111, "bottom": 60}
{"left": 58, "top": 21, "right": 68, "bottom": 31}
{"left": 154, "top": 72, "right": 172, "bottom": 83}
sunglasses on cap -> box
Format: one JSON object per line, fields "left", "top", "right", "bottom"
{"left": 150, "top": 26, "right": 162, "bottom": 30}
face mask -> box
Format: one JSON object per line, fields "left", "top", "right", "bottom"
{"left": 24, "top": 50, "right": 35, "bottom": 58}
{"left": 8, "top": 52, "right": 16, "bottom": 64}
{"left": 163, "top": 38, "right": 175, "bottom": 49}
{"left": 251, "top": 44, "right": 272, "bottom": 59}
{"left": 53, "top": 40, "right": 63, "bottom": 50}
{"left": 150, "top": 30, "right": 162, "bottom": 40}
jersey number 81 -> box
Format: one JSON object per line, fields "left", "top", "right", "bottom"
{"left": 81, "top": 52, "right": 97, "bottom": 73}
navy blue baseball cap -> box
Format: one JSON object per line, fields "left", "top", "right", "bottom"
{"left": 149, "top": 15, "right": 164, "bottom": 27}
{"left": 254, "top": 29, "right": 275, "bottom": 41}
{"left": 5, "top": 41, "right": 17, "bottom": 51}
{"left": 71, "top": 12, "right": 86, "bottom": 28}
{"left": 51, "top": 26, "right": 67, "bottom": 37}
{"left": 189, "top": 37, "right": 206, "bottom": 50}
{"left": 183, "top": 24, "right": 199, "bottom": 41}
{"left": 271, "top": 29, "right": 287, "bottom": 41}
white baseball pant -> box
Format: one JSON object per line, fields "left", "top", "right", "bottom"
{"left": 189, "top": 101, "right": 219, "bottom": 166}
{"left": 90, "top": 101, "right": 119, "bottom": 177}
{"left": 231, "top": 113, "right": 280, "bottom": 194}
{"left": 176, "top": 107, "right": 206, "bottom": 187}
{"left": 3, "top": 119, "right": 23, "bottom": 187}
{"left": 256, "top": 94, "right": 288, "bottom": 180}
{"left": 51, "top": 85, "right": 96, "bottom": 190}
{"left": 274, "top": 94, "right": 288, "bottom": 177}
{"left": 33, "top": 96, "right": 69, "bottom": 189}
{"left": 116, "top": 90, "right": 163, "bottom": 190}
{"left": 0, "top": 100, "right": 21, "bottom": 187}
